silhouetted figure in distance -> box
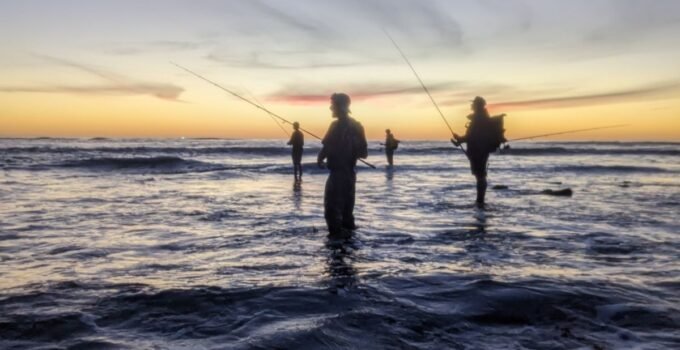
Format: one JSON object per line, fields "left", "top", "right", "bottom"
{"left": 287, "top": 121, "right": 304, "bottom": 181}
{"left": 382, "top": 129, "right": 400, "bottom": 167}
{"left": 317, "top": 93, "right": 368, "bottom": 237}
{"left": 452, "top": 96, "right": 505, "bottom": 208}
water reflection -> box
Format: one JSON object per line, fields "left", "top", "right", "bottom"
{"left": 324, "top": 237, "right": 358, "bottom": 293}
{"left": 292, "top": 180, "right": 302, "bottom": 212}
{"left": 385, "top": 166, "right": 394, "bottom": 181}
{"left": 471, "top": 209, "right": 487, "bottom": 234}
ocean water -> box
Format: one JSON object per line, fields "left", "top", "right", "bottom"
{"left": 0, "top": 138, "right": 678, "bottom": 349}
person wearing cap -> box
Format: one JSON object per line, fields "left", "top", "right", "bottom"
{"left": 452, "top": 96, "right": 495, "bottom": 208}
{"left": 287, "top": 121, "right": 304, "bottom": 181}
{"left": 383, "top": 129, "right": 400, "bottom": 167}
{"left": 317, "top": 93, "right": 368, "bottom": 237}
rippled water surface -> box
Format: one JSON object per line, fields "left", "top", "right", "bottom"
{"left": 1, "top": 139, "right": 679, "bottom": 349}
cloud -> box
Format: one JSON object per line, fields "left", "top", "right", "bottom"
{"left": 348, "top": 0, "right": 464, "bottom": 47}
{"left": 247, "top": 0, "right": 322, "bottom": 34}
{"left": 205, "top": 51, "right": 376, "bottom": 70}
{"left": 0, "top": 84, "right": 184, "bottom": 100}
{"left": 106, "top": 40, "right": 211, "bottom": 56}
{"left": 33, "top": 54, "right": 121, "bottom": 82}
{"left": 267, "top": 81, "right": 462, "bottom": 104}
{"left": 585, "top": 0, "right": 680, "bottom": 44}
{"left": 488, "top": 82, "right": 680, "bottom": 110}
{"left": 200, "top": 0, "right": 467, "bottom": 72}
{"left": 1, "top": 54, "right": 185, "bottom": 101}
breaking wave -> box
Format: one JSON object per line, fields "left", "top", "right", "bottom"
{"left": 3, "top": 145, "right": 679, "bottom": 157}
{"left": 55, "top": 156, "right": 234, "bottom": 174}
{"left": 551, "top": 165, "right": 670, "bottom": 173}
{"left": 1, "top": 277, "right": 677, "bottom": 349}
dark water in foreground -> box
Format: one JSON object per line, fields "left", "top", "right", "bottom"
{"left": 1, "top": 139, "right": 679, "bottom": 349}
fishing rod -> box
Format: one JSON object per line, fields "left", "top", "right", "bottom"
{"left": 241, "top": 86, "right": 289, "bottom": 137}
{"left": 508, "top": 124, "right": 629, "bottom": 142}
{"left": 171, "top": 62, "right": 377, "bottom": 169}
{"left": 383, "top": 29, "right": 467, "bottom": 157}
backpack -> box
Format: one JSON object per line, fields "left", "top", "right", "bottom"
{"left": 467, "top": 113, "right": 506, "bottom": 153}
{"left": 486, "top": 114, "right": 506, "bottom": 152}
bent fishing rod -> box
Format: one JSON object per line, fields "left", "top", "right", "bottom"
{"left": 384, "top": 29, "right": 468, "bottom": 157}
{"left": 508, "top": 124, "right": 629, "bottom": 142}
{"left": 241, "top": 86, "right": 289, "bottom": 137}
{"left": 171, "top": 62, "right": 377, "bottom": 169}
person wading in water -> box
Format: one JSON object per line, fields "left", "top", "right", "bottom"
{"left": 287, "top": 121, "right": 304, "bottom": 181}
{"left": 383, "top": 129, "right": 400, "bottom": 167}
{"left": 317, "top": 93, "right": 368, "bottom": 237}
{"left": 452, "top": 96, "right": 506, "bottom": 208}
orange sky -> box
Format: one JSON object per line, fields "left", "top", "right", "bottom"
{"left": 1, "top": 0, "right": 679, "bottom": 140}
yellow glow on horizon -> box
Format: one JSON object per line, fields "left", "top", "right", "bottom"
{"left": 2, "top": 90, "right": 679, "bottom": 140}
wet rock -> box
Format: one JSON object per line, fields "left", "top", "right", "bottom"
{"left": 541, "top": 188, "right": 573, "bottom": 197}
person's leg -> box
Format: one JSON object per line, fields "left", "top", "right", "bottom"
{"left": 325, "top": 172, "right": 345, "bottom": 235}
{"left": 296, "top": 150, "right": 303, "bottom": 180}
{"left": 292, "top": 153, "right": 298, "bottom": 179}
{"left": 475, "top": 175, "right": 487, "bottom": 206}
{"left": 342, "top": 171, "right": 357, "bottom": 230}
{"left": 293, "top": 151, "right": 302, "bottom": 180}
{"left": 471, "top": 153, "right": 489, "bottom": 207}
{"left": 387, "top": 151, "right": 393, "bottom": 166}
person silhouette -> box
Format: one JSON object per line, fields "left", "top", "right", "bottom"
{"left": 382, "top": 129, "right": 400, "bottom": 166}
{"left": 287, "top": 121, "right": 304, "bottom": 181}
{"left": 452, "top": 96, "right": 505, "bottom": 208}
{"left": 317, "top": 93, "right": 368, "bottom": 237}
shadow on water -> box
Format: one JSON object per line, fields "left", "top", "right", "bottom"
{"left": 325, "top": 237, "right": 358, "bottom": 294}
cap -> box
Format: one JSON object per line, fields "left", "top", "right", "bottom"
{"left": 331, "top": 93, "right": 351, "bottom": 107}
{"left": 470, "top": 96, "right": 486, "bottom": 106}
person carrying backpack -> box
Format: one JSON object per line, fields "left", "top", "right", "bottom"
{"left": 452, "top": 96, "right": 506, "bottom": 208}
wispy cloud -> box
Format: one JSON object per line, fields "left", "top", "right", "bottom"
{"left": 199, "top": 0, "right": 467, "bottom": 71}
{"left": 349, "top": 0, "right": 464, "bottom": 47}
{"left": 205, "top": 51, "right": 377, "bottom": 70}
{"left": 0, "top": 84, "right": 184, "bottom": 100}
{"left": 267, "top": 81, "right": 462, "bottom": 104}
{"left": 106, "top": 40, "right": 211, "bottom": 56}
{"left": 248, "top": 0, "right": 323, "bottom": 34}
{"left": 489, "top": 82, "right": 680, "bottom": 110}
{"left": 0, "top": 54, "right": 185, "bottom": 101}
{"left": 33, "top": 54, "right": 121, "bottom": 82}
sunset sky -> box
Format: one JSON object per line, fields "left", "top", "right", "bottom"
{"left": 1, "top": 0, "right": 679, "bottom": 140}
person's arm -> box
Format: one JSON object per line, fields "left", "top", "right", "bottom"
{"left": 318, "top": 124, "right": 333, "bottom": 168}
{"left": 357, "top": 123, "right": 368, "bottom": 159}
{"left": 287, "top": 133, "right": 294, "bottom": 145}
{"left": 452, "top": 118, "right": 471, "bottom": 145}
{"left": 317, "top": 147, "right": 327, "bottom": 168}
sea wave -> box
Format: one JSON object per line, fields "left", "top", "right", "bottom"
{"left": 2, "top": 145, "right": 679, "bottom": 157}
{"left": 499, "top": 147, "right": 680, "bottom": 156}
{"left": 1, "top": 277, "right": 677, "bottom": 349}
{"left": 3, "top": 156, "right": 673, "bottom": 175}
{"left": 55, "top": 156, "right": 235, "bottom": 174}
{"left": 551, "top": 164, "right": 670, "bottom": 173}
